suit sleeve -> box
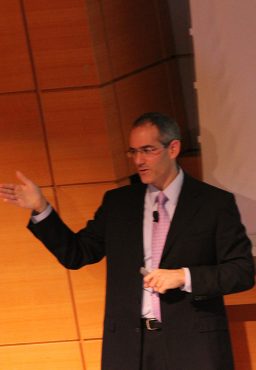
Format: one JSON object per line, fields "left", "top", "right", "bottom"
{"left": 27, "top": 194, "right": 108, "bottom": 269}
{"left": 189, "top": 193, "right": 255, "bottom": 300}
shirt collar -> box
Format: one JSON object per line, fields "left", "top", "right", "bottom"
{"left": 147, "top": 168, "right": 184, "bottom": 206}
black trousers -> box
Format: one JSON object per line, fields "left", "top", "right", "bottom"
{"left": 140, "top": 327, "right": 168, "bottom": 370}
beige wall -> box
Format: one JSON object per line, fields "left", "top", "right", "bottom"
{"left": 190, "top": 1, "right": 256, "bottom": 369}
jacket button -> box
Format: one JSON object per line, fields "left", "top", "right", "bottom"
{"left": 135, "top": 327, "right": 140, "bottom": 333}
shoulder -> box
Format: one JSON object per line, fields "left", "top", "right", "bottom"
{"left": 97, "top": 182, "right": 146, "bottom": 218}
{"left": 183, "top": 172, "right": 234, "bottom": 201}
{"left": 102, "top": 182, "right": 146, "bottom": 204}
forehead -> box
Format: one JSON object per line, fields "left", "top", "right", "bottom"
{"left": 129, "top": 123, "right": 160, "bottom": 147}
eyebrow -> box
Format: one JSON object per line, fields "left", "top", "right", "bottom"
{"left": 128, "top": 145, "right": 155, "bottom": 150}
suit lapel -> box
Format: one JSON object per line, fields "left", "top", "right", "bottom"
{"left": 128, "top": 183, "right": 147, "bottom": 267}
{"left": 161, "top": 174, "right": 204, "bottom": 262}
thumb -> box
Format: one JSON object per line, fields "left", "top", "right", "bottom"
{"left": 16, "top": 170, "right": 33, "bottom": 185}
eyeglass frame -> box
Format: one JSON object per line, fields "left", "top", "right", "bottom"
{"left": 126, "top": 140, "right": 174, "bottom": 159}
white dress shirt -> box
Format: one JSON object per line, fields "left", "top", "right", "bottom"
{"left": 142, "top": 169, "right": 191, "bottom": 318}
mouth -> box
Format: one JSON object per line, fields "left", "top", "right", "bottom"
{"left": 138, "top": 168, "right": 150, "bottom": 175}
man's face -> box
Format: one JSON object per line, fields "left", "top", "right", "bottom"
{"left": 128, "top": 123, "right": 180, "bottom": 190}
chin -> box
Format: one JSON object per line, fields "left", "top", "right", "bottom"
{"left": 138, "top": 175, "right": 151, "bottom": 184}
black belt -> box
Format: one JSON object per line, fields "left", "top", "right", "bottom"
{"left": 141, "top": 318, "right": 162, "bottom": 331}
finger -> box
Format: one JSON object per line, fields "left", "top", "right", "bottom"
{"left": 158, "top": 288, "right": 166, "bottom": 294}
{"left": 0, "top": 184, "right": 16, "bottom": 192}
{"left": 0, "top": 193, "right": 14, "bottom": 200}
{"left": 16, "top": 171, "right": 33, "bottom": 185}
{"left": 148, "top": 276, "right": 159, "bottom": 289}
{"left": 144, "top": 274, "right": 155, "bottom": 285}
{"left": 2, "top": 192, "right": 18, "bottom": 201}
{"left": 2, "top": 198, "right": 19, "bottom": 205}
{"left": 144, "top": 274, "right": 152, "bottom": 284}
{"left": 153, "top": 285, "right": 164, "bottom": 293}
{"left": 152, "top": 277, "right": 166, "bottom": 293}
{"left": 143, "top": 269, "right": 158, "bottom": 283}
{"left": 144, "top": 282, "right": 149, "bottom": 289}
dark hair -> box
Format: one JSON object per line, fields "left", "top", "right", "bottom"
{"left": 132, "top": 112, "right": 181, "bottom": 144}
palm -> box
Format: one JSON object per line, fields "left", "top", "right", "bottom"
{"left": 0, "top": 171, "right": 44, "bottom": 210}
{"left": 13, "top": 182, "right": 41, "bottom": 209}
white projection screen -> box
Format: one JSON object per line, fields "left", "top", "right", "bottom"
{"left": 190, "top": 1, "right": 256, "bottom": 255}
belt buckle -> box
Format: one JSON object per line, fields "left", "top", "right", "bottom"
{"left": 145, "top": 318, "right": 158, "bottom": 331}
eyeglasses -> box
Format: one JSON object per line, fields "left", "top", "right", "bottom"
{"left": 126, "top": 143, "right": 170, "bottom": 159}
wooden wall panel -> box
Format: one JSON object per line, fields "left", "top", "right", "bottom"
{"left": 116, "top": 63, "right": 176, "bottom": 151}
{"left": 0, "top": 93, "right": 51, "bottom": 186}
{"left": 56, "top": 184, "right": 117, "bottom": 339}
{"left": 165, "top": 60, "right": 191, "bottom": 150}
{"left": 42, "top": 90, "right": 116, "bottom": 185}
{"left": 56, "top": 183, "right": 118, "bottom": 227}
{"left": 153, "top": 0, "right": 175, "bottom": 58}
{"left": 225, "top": 286, "right": 256, "bottom": 306}
{"left": 100, "top": 86, "right": 129, "bottom": 180}
{"left": 231, "top": 322, "right": 256, "bottom": 370}
{"left": 85, "top": 0, "right": 175, "bottom": 82}
{"left": 0, "top": 342, "right": 84, "bottom": 370}
{"left": 71, "top": 261, "right": 106, "bottom": 339}
{"left": 23, "top": 0, "right": 99, "bottom": 89}
{"left": 225, "top": 287, "right": 256, "bottom": 369}
{"left": 178, "top": 155, "right": 202, "bottom": 179}
{"left": 84, "top": 0, "right": 112, "bottom": 83}
{"left": 116, "top": 61, "right": 190, "bottom": 152}
{"left": 100, "top": 0, "right": 165, "bottom": 77}
{"left": 227, "top": 305, "right": 256, "bottom": 370}
{"left": 83, "top": 340, "right": 102, "bottom": 370}
{"left": 0, "top": 188, "right": 77, "bottom": 344}
{"left": 0, "top": 0, "right": 34, "bottom": 93}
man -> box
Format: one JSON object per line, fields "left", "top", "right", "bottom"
{"left": 0, "top": 112, "right": 254, "bottom": 370}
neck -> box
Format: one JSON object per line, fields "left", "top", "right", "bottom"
{"left": 154, "top": 166, "right": 179, "bottom": 190}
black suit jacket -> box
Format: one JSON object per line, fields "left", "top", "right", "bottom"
{"left": 28, "top": 173, "right": 255, "bottom": 370}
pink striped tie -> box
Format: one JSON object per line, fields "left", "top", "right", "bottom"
{"left": 151, "top": 192, "right": 170, "bottom": 321}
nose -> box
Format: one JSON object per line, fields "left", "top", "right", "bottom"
{"left": 133, "top": 151, "right": 146, "bottom": 165}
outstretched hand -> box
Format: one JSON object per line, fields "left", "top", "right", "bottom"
{"left": 0, "top": 171, "right": 48, "bottom": 212}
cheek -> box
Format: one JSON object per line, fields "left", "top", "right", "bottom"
{"left": 148, "top": 155, "right": 169, "bottom": 175}
{"left": 148, "top": 160, "right": 161, "bottom": 173}
{"left": 154, "top": 159, "right": 166, "bottom": 171}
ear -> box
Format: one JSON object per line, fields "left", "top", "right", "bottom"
{"left": 167, "top": 140, "right": 181, "bottom": 159}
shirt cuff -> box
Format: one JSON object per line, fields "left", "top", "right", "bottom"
{"left": 31, "top": 204, "right": 52, "bottom": 224}
{"left": 180, "top": 267, "right": 192, "bottom": 293}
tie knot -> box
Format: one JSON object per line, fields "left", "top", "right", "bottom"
{"left": 157, "top": 192, "right": 168, "bottom": 206}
